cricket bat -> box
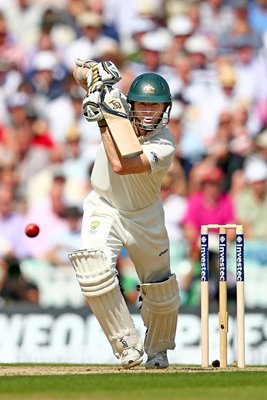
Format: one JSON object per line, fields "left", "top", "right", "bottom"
{"left": 73, "top": 62, "right": 143, "bottom": 159}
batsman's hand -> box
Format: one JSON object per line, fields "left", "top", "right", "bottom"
{"left": 83, "top": 87, "right": 129, "bottom": 123}
{"left": 73, "top": 59, "right": 121, "bottom": 91}
{"left": 73, "top": 59, "right": 96, "bottom": 91}
{"left": 101, "top": 87, "right": 130, "bottom": 115}
{"left": 96, "top": 60, "right": 121, "bottom": 86}
{"left": 83, "top": 84, "right": 104, "bottom": 122}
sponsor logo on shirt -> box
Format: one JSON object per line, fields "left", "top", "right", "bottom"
{"left": 151, "top": 151, "right": 159, "bottom": 164}
{"left": 90, "top": 220, "right": 100, "bottom": 231}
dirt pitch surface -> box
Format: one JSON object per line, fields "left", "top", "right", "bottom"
{"left": 0, "top": 365, "right": 265, "bottom": 376}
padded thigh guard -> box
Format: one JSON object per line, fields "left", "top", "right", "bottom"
{"left": 140, "top": 274, "right": 180, "bottom": 356}
{"left": 69, "top": 250, "right": 143, "bottom": 358}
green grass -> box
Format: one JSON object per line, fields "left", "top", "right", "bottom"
{"left": 0, "top": 370, "right": 266, "bottom": 400}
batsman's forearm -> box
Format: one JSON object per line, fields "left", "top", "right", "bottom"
{"left": 99, "top": 126, "right": 123, "bottom": 172}
{"left": 99, "top": 126, "right": 148, "bottom": 175}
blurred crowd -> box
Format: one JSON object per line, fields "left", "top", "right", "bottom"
{"left": 0, "top": 0, "right": 267, "bottom": 308}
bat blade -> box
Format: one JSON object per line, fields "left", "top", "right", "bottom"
{"left": 100, "top": 89, "right": 143, "bottom": 159}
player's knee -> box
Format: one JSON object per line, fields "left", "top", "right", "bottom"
{"left": 69, "top": 249, "right": 118, "bottom": 297}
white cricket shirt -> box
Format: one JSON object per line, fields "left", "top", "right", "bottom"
{"left": 91, "top": 127, "right": 175, "bottom": 212}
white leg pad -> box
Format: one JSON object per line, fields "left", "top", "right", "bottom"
{"left": 140, "top": 274, "right": 180, "bottom": 356}
{"left": 69, "top": 250, "right": 143, "bottom": 358}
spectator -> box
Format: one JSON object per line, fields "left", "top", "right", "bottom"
{"left": 161, "top": 164, "right": 188, "bottom": 251}
{"left": 63, "top": 11, "right": 118, "bottom": 70}
{"left": 171, "top": 36, "right": 217, "bottom": 172}
{"left": 0, "top": 159, "right": 20, "bottom": 198}
{"left": 2, "top": 96, "right": 53, "bottom": 199}
{"left": 182, "top": 165, "right": 237, "bottom": 260}
{"left": 248, "top": 0, "right": 267, "bottom": 35}
{"left": 187, "top": 2, "right": 206, "bottom": 38}
{"left": 61, "top": 125, "right": 94, "bottom": 205}
{"left": 127, "top": 28, "right": 177, "bottom": 93}
{"left": 0, "top": 256, "right": 39, "bottom": 304}
{"left": 44, "top": 205, "right": 82, "bottom": 267}
{"left": 199, "top": 0, "right": 235, "bottom": 42}
{"left": 96, "top": 42, "right": 136, "bottom": 94}
{"left": 0, "top": 184, "right": 29, "bottom": 260}
{"left": 182, "top": 164, "right": 237, "bottom": 303}
{"left": 185, "top": 61, "right": 249, "bottom": 155}
{"left": 24, "top": 171, "right": 68, "bottom": 259}
{"left": 0, "top": 10, "right": 26, "bottom": 70}
{"left": 184, "top": 34, "right": 216, "bottom": 82}
{"left": 170, "top": 51, "right": 193, "bottom": 100}
{"left": 1, "top": 0, "right": 45, "bottom": 49}
{"left": 129, "top": 17, "right": 158, "bottom": 59}
{"left": 167, "top": 99, "right": 184, "bottom": 160}
{"left": 229, "top": 35, "right": 266, "bottom": 136}
{"left": 219, "top": 1, "right": 262, "bottom": 53}
{"left": 234, "top": 156, "right": 267, "bottom": 238}
{"left": 52, "top": 0, "right": 86, "bottom": 37}
{"left": 206, "top": 110, "right": 248, "bottom": 192}
{"left": 165, "top": 15, "right": 194, "bottom": 63}
{"left": 160, "top": 165, "right": 191, "bottom": 305}
{"left": 27, "top": 50, "right": 66, "bottom": 106}
{"left": 0, "top": 11, "right": 25, "bottom": 107}
{"left": 254, "top": 128, "right": 267, "bottom": 162}
{"left": 86, "top": 0, "right": 120, "bottom": 43}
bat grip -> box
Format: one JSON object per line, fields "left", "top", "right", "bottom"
{"left": 91, "top": 64, "right": 100, "bottom": 85}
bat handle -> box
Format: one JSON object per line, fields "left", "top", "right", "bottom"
{"left": 88, "top": 64, "right": 109, "bottom": 96}
{"left": 91, "top": 64, "right": 100, "bottom": 85}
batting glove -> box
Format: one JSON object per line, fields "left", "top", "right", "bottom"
{"left": 83, "top": 86, "right": 129, "bottom": 124}
{"left": 102, "top": 87, "right": 130, "bottom": 115}
{"left": 83, "top": 88, "right": 104, "bottom": 122}
{"left": 74, "top": 59, "right": 121, "bottom": 89}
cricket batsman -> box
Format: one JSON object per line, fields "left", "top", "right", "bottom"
{"left": 69, "top": 60, "right": 180, "bottom": 369}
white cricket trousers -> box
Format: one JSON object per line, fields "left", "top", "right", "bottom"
{"left": 81, "top": 190, "right": 171, "bottom": 283}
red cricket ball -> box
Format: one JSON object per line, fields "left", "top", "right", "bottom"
{"left": 25, "top": 223, "right": 40, "bottom": 238}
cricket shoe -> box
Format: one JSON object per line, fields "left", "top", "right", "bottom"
{"left": 121, "top": 347, "right": 144, "bottom": 369}
{"left": 145, "top": 350, "right": 169, "bottom": 369}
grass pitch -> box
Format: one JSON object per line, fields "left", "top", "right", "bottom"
{"left": 0, "top": 365, "right": 266, "bottom": 400}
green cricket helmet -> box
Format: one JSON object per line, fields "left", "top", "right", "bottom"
{"left": 127, "top": 73, "right": 172, "bottom": 103}
{"left": 127, "top": 73, "right": 172, "bottom": 131}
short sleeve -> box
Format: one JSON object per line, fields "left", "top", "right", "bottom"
{"left": 142, "top": 139, "right": 175, "bottom": 174}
